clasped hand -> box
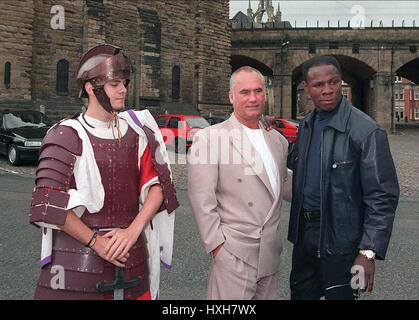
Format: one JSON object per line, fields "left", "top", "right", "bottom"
{"left": 92, "top": 227, "right": 140, "bottom": 268}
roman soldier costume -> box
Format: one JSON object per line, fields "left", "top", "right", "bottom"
{"left": 29, "top": 44, "right": 178, "bottom": 300}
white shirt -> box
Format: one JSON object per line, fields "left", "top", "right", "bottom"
{"left": 79, "top": 114, "right": 128, "bottom": 139}
{"left": 242, "top": 125, "right": 279, "bottom": 197}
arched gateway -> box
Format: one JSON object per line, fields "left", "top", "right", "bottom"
{"left": 232, "top": 27, "right": 419, "bottom": 132}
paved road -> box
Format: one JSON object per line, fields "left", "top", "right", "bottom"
{"left": 0, "top": 130, "right": 418, "bottom": 300}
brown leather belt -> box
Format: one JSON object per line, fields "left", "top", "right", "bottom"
{"left": 302, "top": 208, "right": 321, "bottom": 221}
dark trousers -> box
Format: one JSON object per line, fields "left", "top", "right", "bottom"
{"left": 290, "top": 217, "right": 359, "bottom": 300}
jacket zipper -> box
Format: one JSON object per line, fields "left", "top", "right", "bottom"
{"left": 299, "top": 123, "right": 312, "bottom": 236}
{"left": 318, "top": 129, "right": 324, "bottom": 259}
{"left": 333, "top": 160, "right": 353, "bottom": 167}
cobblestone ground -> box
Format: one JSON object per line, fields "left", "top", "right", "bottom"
{"left": 1, "top": 128, "right": 418, "bottom": 199}
{"left": 1, "top": 129, "right": 418, "bottom": 300}
{"left": 387, "top": 129, "right": 419, "bottom": 199}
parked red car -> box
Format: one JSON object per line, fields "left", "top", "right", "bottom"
{"left": 154, "top": 114, "right": 210, "bottom": 153}
{"left": 274, "top": 118, "right": 299, "bottom": 143}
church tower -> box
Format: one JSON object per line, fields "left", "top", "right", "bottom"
{"left": 266, "top": 0, "right": 275, "bottom": 22}
{"left": 275, "top": 2, "right": 282, "bottom": 22}
{"left": 247, "top": 0, "right": 254, "bottom": 20}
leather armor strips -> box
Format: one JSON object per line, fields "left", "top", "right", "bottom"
{"left": 29, "top": 125, "right": 82, "bottom": 226}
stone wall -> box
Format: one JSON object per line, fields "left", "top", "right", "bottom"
{"left": 31, "top": 0, "right": 84, "bottom": 120}
{"left": 0, "top": 0, "right": 232, "bottom": 121}
{"left": 158, "top": 0, "right": 195, "bottom": 110}
{"left": 137, "top": 8, "right": 161, "bottom": 112}
{"left": 195, "top": 0, "right": 232, "bottom": 113}
{"left": 0, "top": 1, "right": 34, "bottom": 109}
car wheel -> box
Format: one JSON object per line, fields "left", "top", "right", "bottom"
{"left": 8, "top": 144, "right": 21, "bottom": 166}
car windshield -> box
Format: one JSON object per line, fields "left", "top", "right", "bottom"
{"left": 186, "top": 117, "right": 210, "bottom": 129}
{"left": 288, "top": 119, "right": 300, "bottom": 127}
{"left": 3, "top": 111, "right": 53, "bottom": 129}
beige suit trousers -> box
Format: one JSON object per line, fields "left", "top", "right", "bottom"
{"left": 207, "top": 246, "right": 278, "bottom": 300}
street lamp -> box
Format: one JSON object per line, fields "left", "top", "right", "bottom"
{"left": 279, "top": 41, "right": 290, "bottom": 118}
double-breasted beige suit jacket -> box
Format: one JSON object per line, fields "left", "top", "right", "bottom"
{"left": 188, "top": 114, "right": 291, "bottom": 279}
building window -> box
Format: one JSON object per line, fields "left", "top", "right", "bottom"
{"left": 395, "top": 93, "right": 399, "bottom": 100}
{"left": 400, "top": 92, "right": 404, "bottom": 100}
{"left": 415, "top": 107, "right": 419, "bottom": 119}
{"left": 56, "top": 59, "right": 69, "bottom": 94}
{"left": 415, "top": 90, "right": 419, "bottom": 100}
{"left": 172, "top": 65, "right": 180, "bottom": 100}
{"left": 4, "top": 62, "right": 11, "bottom": 89}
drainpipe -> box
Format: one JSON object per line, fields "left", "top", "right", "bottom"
{"left": 390, "top": 44, "right": 395, "bottom": 134}
{"left": 279, "top": 41, "right": 290, "bottom": 118}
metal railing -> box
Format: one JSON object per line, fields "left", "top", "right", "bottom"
{"left": 231, "top": 19, "right": 417, "bottom": 30}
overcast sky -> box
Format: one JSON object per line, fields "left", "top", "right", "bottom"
{"left": 230, "top": 1, "right": 419, "bottom": 27}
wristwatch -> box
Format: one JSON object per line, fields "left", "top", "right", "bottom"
{"left": 359, "top": 249, "right": 376, "bottom": 260}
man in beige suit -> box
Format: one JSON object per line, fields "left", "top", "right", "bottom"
{"left": 187, "top": 66, "right": 291, "bottom": 300}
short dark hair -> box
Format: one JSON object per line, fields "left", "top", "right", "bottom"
{"left": 302, "top": 56, "right": 342, "bottom": 82}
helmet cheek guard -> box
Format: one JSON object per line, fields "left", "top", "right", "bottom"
{"left": 92, "top": 86, "right": 113, "bottom": 113}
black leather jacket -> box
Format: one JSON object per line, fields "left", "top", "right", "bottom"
{"left": 287, "top": 97, "right": 399, "bottom": 259}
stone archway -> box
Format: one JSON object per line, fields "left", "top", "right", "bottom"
{"left": 291, "top": 55, "right": 377, "bottom": 119}
{"left": 397, "top": 57, "right": 419, "bottom": 84}
{"left": 396, "top": 57, "right": 419, "bottom": 122}
{"left": 230, "top": 54, "right": 273, "bottom": 75}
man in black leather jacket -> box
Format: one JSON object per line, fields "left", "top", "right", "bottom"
{"left": 287, "top": 56, "right": 399, "bottom": 300}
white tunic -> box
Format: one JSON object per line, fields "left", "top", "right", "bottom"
{"left": 35, "top": 110, "right": 175, "bottom": 300}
